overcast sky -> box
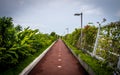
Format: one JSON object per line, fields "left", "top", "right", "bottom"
{"left": 0, "top": 0, "right": 120, "bottom": 35}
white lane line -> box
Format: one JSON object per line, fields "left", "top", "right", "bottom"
{"left": 58, "top": 59, "right": 62, "bottom": 61}
{"left": 57, "top": 65, "right": 62, "bottom": 68}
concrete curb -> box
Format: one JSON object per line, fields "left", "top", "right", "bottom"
{"left": 77, "top": 55, "right": 95, "bottom": 75}
{"left": 63, "top": 41, "right": 95, "bottom": 75}
{"left": 19, "top": 41, "right": 56, "bottom": 75}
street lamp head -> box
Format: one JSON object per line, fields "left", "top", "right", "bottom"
{"left": 103, "top": 18, "right": 106, "bottom": 22}
{"left": 97, "top": 22, "right": 100, "bottom": 24}
{"left": 74, "top": 13, "right": 81, "bottom": 16}
{"left": 74, "top": 13, "right": 82, "bottom": 16}
{"left": 88, "top": 22, "right": 93, "bottom": 25}
{"left": 97, "top": 18, "right": 106, "bottom": 25}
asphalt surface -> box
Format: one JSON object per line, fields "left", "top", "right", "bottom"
{"left": 28, "top": 39, "right": 88, "bottom": 75}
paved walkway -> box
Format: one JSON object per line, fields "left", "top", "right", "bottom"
{"left": 28, "top": 39, "right": 88, "bottom": 75}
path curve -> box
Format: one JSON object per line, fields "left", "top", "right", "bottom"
{"left": 28, "top": 39, "right": 88, "bottom": 75}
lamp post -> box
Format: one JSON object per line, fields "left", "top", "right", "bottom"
{"left": 93, "top": 18, "right": 106, "bottom": 56}
{"left": 74, "top": 12, "right": 83, "bottom": 49}
{"left": 66, "top": 28, "right": 69, "bottom": 34}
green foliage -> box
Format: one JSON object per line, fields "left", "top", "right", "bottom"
{"left": 50, "top": 32, "right": 56, "bottom": 36}
{"left": 64, "top": 28, "right": 81, "bottom": 48}
{"left": 83, "top": 25, "right": 97, "bottom": 52}
{"left": 15, "top": 25, "right": 22, "bottom": 32}
{"left": 50, "top": 32, "right": 59, "bottom": 40}
{"left": 64, "top": 25, "right": 97, "bottom": 51}
{"left": 63, "top": 21, "right": 120, "bottom": 73}
{"left": 0, "top": 46, "right": 49, "bottom": 75}
{"left": 0, "top": 16, "right": 57, "bottom": 73}
{"left": 0, "top": 17, "right": 15, "bottom": 48}
{"left": 64, "top": 40, "right": 113, "bottom": 75}
{"left": 97, "top": 21, "right": 120, "bottom": 69}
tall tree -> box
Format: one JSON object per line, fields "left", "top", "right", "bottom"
{"left": 0, "top": 17, "right": 15, "bottom": 48}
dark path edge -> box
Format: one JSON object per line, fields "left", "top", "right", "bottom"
{"left": 19, "top": 40, "right": 58, "bottom": 75}
{"left": 62, "top": 40, "right": 95, "bottom": 75}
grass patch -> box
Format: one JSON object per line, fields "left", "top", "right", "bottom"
{"left": 64, "top": 40, "right": 113, "bottom": 75}
{"left": 0, "top": 43, "right": 53, "bottom": 75}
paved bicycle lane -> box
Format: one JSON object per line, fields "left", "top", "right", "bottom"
{"left": 28, "top": 39, "right": 88, "bottom": 75}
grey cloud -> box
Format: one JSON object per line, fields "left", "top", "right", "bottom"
{"left": 89, "top": 0, "right": 120, "bottom": 15}
{"left": 0, "top": 0, "right": 120, "bottom": 35}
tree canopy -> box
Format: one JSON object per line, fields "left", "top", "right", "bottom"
{"left": 0, "top": 17, "right": 57, "bottom": 71}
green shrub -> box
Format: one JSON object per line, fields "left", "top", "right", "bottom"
{"left": 64, "top": 40, "right": 113, "bottom": 75}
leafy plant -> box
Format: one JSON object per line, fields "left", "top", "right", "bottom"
{"left": 0, "top": 17, "right": 57, "bottom": 73}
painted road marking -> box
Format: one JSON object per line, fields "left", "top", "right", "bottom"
{"left": 57, "top": 66, "right": 62, "bottom": 68}
{"left": 58, "top": 59, "right": 62, "bottom": 61}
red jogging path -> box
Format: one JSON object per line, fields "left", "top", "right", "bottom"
{"left": 28, "top": 39, "right": 88, "bottom": 75}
